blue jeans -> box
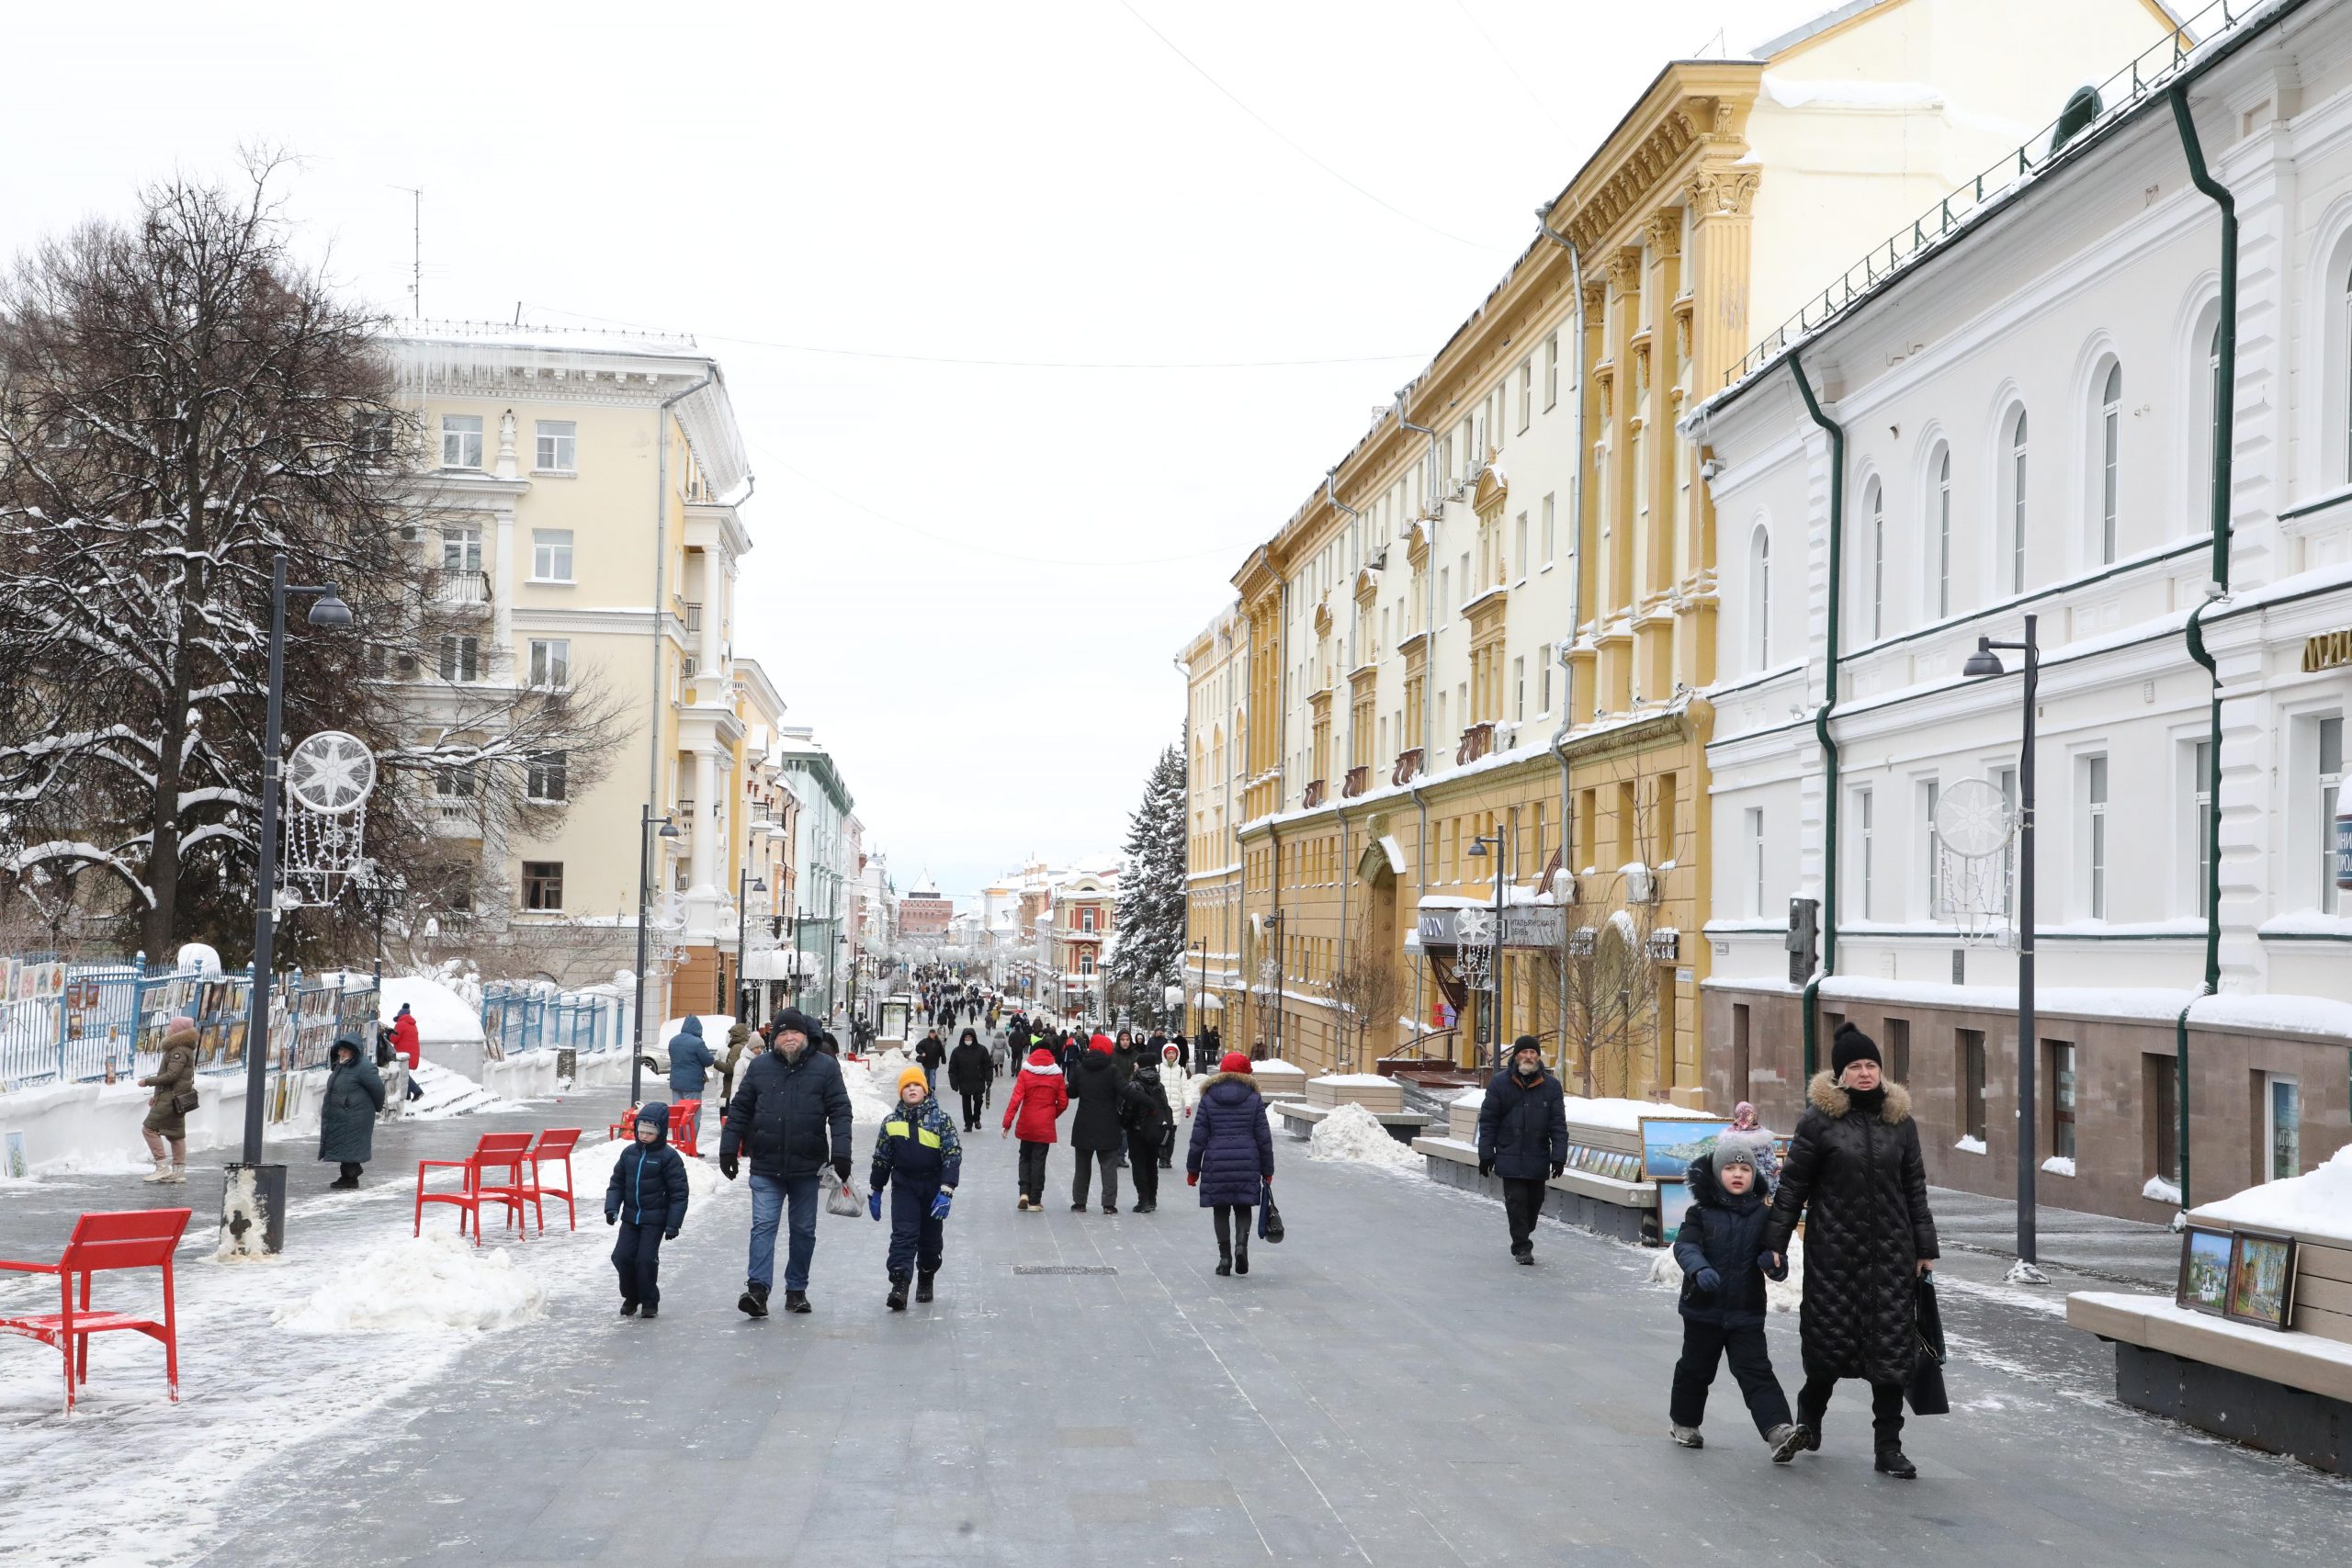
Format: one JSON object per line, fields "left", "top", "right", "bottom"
{"left": 747, "top": 1171, "right": 820, "bottom": 1292}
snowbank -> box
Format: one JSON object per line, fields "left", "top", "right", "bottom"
{"left": 2190, "top": 1144, "right": 2352, "bottom": 1244}
{"left": 1313, "top": 1073, "right": 1395, "bottom": 1088}
{"left": 570, "top": 1132, "right": 731, "bottom": 1202}
{"left": 406, "top": 1058, "right": 508, "bottom": 1119}
{"left": 1307, "top": 1102, "right": 1421, "bottom": 1170}
{"left": 1647, "top": 1229, "right": 1805, "bottom": 1314}
{"left": 379, "top": 976, "right": 485, "bottom": 1045}
{"left": 842, "top": 1052, "right": 899, "bottom": 1124}
{"left": 272, "top": 1233, "right": 548, "bottom": 1334}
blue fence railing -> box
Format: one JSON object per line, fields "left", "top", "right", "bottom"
{"left": 480, "top": 984, "right": 628, "bottom": 1061}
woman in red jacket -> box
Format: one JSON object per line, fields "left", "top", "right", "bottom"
{"left": 1000, "top": 1045, "right": 1069, "bottom": 1212}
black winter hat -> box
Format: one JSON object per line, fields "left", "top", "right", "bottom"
{"left": 1830, "top": 1021, "right": 1882, "bottom": 1077}
{"left": 1510, "top": 1033, "right": 1542, "bottom": 1056}
{"left": 770, "top": 1007, "right": 822, "bottom": 1043}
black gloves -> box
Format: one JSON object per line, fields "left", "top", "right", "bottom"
{"left": 1476, "top": 1159, "right": 1494, "bottom": 1179}
{"left": 605, "top": 1212, "right": 616, "bottom": 1225}
{"left": 1549, "top": 1161, "right": 1566, "bottom": 1179}
{"left": 1759, "top": 1251, "right": 1790, "bottom": 1281}
{"left": 663, "top": 1229, "right": 680, "bottom": 1242}
{"left": 718, "top": 1153, "right": 739, "bottom": 1181}
{"left": 832, "top": 1156, "right": 854, "bottom": 1184}
{"left": 1692, "top": 1267, "right": 1721, "bottom": 1296}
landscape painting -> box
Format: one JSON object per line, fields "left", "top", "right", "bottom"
{"left": 2226, "top": 1231, "right": 2298, "bottom": 1331}
{"left": 1640, "top": 1118, "right": 1733, "bottom": 1182}
{"left": 2177, "top": 1225, "right": 2233, "bottom": 1316}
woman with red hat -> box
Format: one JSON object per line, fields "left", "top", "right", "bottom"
{"left": 1187, "top": 1052, "right": 1274, "bottom": 1276}
{"left": 1000, "top": 1043, "right": 1069, "bottom": 1211}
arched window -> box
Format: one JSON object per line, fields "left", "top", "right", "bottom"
{"left": 1929, "top": 445, "right": 1953, "bottom": 619}
{"left": 2006, "top": 409, "right": 2030, "bottom": 594}
{"left": 1867, "top": 478, "right": 1885, "bottom": 639}
{"left": 2098, "top": 363, "right": 2121, "bottom": 564}
{"left": 1747, "top": 522, "right": 1772, "bottom": 667}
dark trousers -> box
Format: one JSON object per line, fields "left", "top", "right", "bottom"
{"left": 1671, "top": 1319, "right": 1793, "bottom": 1436}
{"left": 1128, "top": 1132, "right": 1161, "bottom": 1207}
{"left": 1798, "top": 1372, "right": 1906, "bottom": 1449}
{"left": 1211, "top": 1202, "right": 1251, "bottom": 1259}
{"left": 612, "top": 1220, "right": 665, "bottom": 1308}
{"left": 887, "top": 1179, "right": 944, "bottom": 1279}
{"left": 1018, "top": 1140, "right": 1050, "bottom": 1204}
{"left": 1071, "top": 1147, "right": 1118, "bottom": 1208}
{"left": 1501, "top": 1177, "right": 1547, "bottom": 1252}
{"left": 958, "top": 1088, "right": 984, "bottom": 1129}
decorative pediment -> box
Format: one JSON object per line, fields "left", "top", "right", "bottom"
{"left": 1354, "top": 564, "right": 1382, "bottom": 605}
{"left": 1313, "top": 597, "right": 1334, "bottom": 638}
{"left": 1471, "top": 456, "right": 1510, "bottom": 521}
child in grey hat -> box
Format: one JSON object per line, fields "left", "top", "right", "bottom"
{"left": 1669, "top": 1139, "right": 1802, "bottom": 1461}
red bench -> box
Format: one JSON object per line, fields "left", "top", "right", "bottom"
{"left": 414, "top": 1132, "right": 535, "bottom": 1244}
{"left": 0, "top": 1208, "right": 192, "bottom": 1413}
{"left": 522, "top": 1128, "right": 582, "bottom": 1233}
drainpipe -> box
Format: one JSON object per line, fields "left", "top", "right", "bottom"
{"left": 1398, "top": 390, "right": 1442, "bottom": 1050}
{"left": 2170, "top": 82, "right": 2237, "bottom": 1213}
{"left": 1327, "top": 468, "right": 1363, "bottom": 1055}
{"left": 1537, "top": 208, "right": 1587, "bottom": 1077}
{"left": 1789, "top": 354, "right": 1845, "bottom": 1082}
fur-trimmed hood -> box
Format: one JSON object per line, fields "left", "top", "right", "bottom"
{"left": 1199, "top": 1071, "right": 1261, "bottom": 1094}
{"left": 1805, "top": 1070, "right": 1912, "bottom": 1125}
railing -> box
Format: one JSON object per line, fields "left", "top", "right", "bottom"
{"left": 1724, "top": 0, "right": 2246, "bottom": 389}
{"left": 0, "top": 958, "right": 379, "bottom": 1092}
{"left": 480, "top": 983, "right": 628, "bottom": 1058}
{"left": 426, "top": 569, "right": 492, "bottom": 609}
{"left": 427, "top": 795, "right": 480, "bottom": 835}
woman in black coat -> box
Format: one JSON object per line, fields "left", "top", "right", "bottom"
{"left": 1186, "top": 1052, "right": 1273, "bottom": 1276}
{"left": 1760, "top": 1022, "right": 1939, "bottom": 1479}
{"left": 318, "top": 1035, "right": 387, "bottom": 1189}
{"left": 1064, "top": 1039, "right": 1125, "bottom": 1213}
{"left": 946, "top": 1029, "right": 993, "bottom": 1132}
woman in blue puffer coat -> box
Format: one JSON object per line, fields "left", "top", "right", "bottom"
{"left": 1186, "top": 1051, "right": 1273, "bottom": 1278}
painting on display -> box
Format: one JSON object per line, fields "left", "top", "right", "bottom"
{"left": 2176, "top": 1225, "right": 2233, "bottom": 1317}
{"left": 2224, "top": 1231, "right": 2298, "bottom": 1332}
{"left": 1654, "top": 1179, "right": 1690, "bottom": 1245}
{"left": 1639, "top": 1118, "right": 1734, "bottom": 1183}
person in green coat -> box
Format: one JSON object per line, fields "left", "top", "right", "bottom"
{"left": 319, "top": 1034, "right": 387, "bottom": 1189}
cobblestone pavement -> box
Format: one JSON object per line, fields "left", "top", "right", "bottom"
{"left": 5, "top": 1055, "right": 2346, "bottom": 1566}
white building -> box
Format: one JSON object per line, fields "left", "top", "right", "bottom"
{"left": 1690, "top": 0, "right": 2352, "bottom": 1222}
{"left": 775, "top": 727, "right": 856, "bottom": 1019}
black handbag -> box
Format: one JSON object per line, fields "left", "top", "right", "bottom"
{"left": 1257, "top": 1179, "right": 1284, "bottom": 1244}
{"left": 1905, "top": 1273, "right": 1950, "bottom": 1416}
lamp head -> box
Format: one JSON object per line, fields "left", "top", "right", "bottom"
{"left": 657, "top": 817, "right": 681, "bottom": 840}
{"left": 1961, "top": 637, "right": 2006, "bottom": 680}
{"left": 306, "top": 591, "right": 354, "bottom": 628}
{"left": 1467, "top": 838, "right": 1488, "bottom": 857}
{"left": 752, "top": 875, "right": 768, "bottom": 893}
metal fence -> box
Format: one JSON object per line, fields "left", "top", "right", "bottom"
{"left": 480, "top": 983, "right": 628, "bottom": 1060}
{"left": 0, "top": 956, "right": 380, "bottom": 1093}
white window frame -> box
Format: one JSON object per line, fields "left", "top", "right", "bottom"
{"left": 534, "top": 419, "right": 577, "bottom": 474}
{"left": 1854, "top": 786, "right": 1875, "bottom": 920}
{"left": 1933, "top": 446, "right": 1953, "bottom": 619}
{"left": 1541, "top": 492, "right": 1555, "bottom": 566}
{"left": 1748, "top": 523, "right": 1771, "bottom": 668}
{"left": 1543, "top": 332, "right": 1559, "bottom": 410}
{"left": 531, "top": 528, "right": 574, "bottom": 583}
{"left": 1513, "top": 512, "right": 1529, "bottom": 581}
{"left": 2187, "top": 737, "right": 2214, "bottom": 915}
{"left": 2320, "top": 715, "right": 2344, "bottom": 915}
{"left": 2007, "top": 408, "right": 2030, "bottom": 596}
{"left": 1996, "top": 764, "right": 2019, "bottom": 919}
{"left": 2085, "top": 752, "right": 2109, "bottom": 919}
{"left": 527, "top": 637, "right": 571, "bottom": 690}
{"left": 438, "top": 633, "right": 479, "bottom": 683}
{"left": 521, "top": 860, "right": 564, "bottom": 912}
{"left": 2265, "top": 1073, "right": 2301, "bottom": 1181}
{"left": 1513, "top": 655, "right": 1526, "bottom": 721}
{"left": 1921, "top": 777, "right": 1942, "bottom": 918}
{"left": 1518, "top": 359, "right": 1532, "bottom": 434}
{"left": 1746, "top": 806, "right": 1766, "bottom": 919}
{"left": 440, "top": 525, "right": 481, "bottom": 574}
{"left": 525, "top": 750, "right": 568, "bottom": 804}
{"left": 440, "top": 413, "right": 483, "bottom": 470}
{"left": 2098, "top": 363, "right": 2121, "bottom": 566}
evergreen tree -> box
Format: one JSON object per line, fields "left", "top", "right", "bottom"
{"left": 1107, "top": 742, "right": 1186, "bottom": 1026}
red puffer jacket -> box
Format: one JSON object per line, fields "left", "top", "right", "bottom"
{"left": 1001, "top": 1049, "right": 1069, "bottom": 1144}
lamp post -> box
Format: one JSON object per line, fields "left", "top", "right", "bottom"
{"left": 1962, "top": 615, "right": 2044, "bottom": 1280}
{"left": 736, "top": 863, "right": 766, "bottom": 1024}
{"left": 1466, "top": 829, "right": 1508, "bottom": 1071}
{"left": 1191, "top": 938, "right": 1206, "bottom": 1045}
{"left": 223, "top": 552, "right": 351, "bottom": 1257}
{"left": 629, "top": 806, "right": 681, "bottom": 1109}
{"left": 1261, "top": 910, "right": 1283, "bottom": 1062}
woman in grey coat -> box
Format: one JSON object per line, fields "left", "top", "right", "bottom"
{"left": 319, "top": 1035, "right": 387, "bottom": 1189}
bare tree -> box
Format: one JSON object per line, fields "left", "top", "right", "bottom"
{"left": 1325, "top": 905, "right": 1403, "bottom": 1073}
{"left": 1527, "top": 849, "right": 1665, "bottom": 1100}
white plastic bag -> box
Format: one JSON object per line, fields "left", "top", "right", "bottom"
{"left": 821, "top": 1167, "right": 864, "bottom": 1218}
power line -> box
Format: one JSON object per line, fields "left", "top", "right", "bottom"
{"left": 1450, "top": 0, "right": 1570, "bottom": 139}
{"left": 1114, "top": 0, "right": 1503, "bottom": 254}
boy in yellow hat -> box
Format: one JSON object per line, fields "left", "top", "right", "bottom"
{"left": 868, "top": 1064, "right": 963, "bottom": 1310}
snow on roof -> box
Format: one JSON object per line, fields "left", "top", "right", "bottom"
{"left": 1566, "top": 1096, "right": 1723, "bottom": 1132}
{"left": 379, "top": 976, "right": 484, "bottom": 1046}
{"left": 2189, "top": 1143, "right": 2352, "bottom": 1246}
{"left": 1312, "top": 1074, "right": 1396, "bottom": 1087}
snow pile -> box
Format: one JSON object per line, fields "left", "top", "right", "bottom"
{"left": 1565, "top": 1096, "right": 1719, "bottom": 1133}
{"left": 570, "top": 1132, "right": 731, "bottom": 1202}
{"left": 2143, "top": 1174, "right": 2183, "bottom": 1206}
{"left": 2041, "top": 1156, "right": 2076, "bottom": 1178}
{"left": 1954, "top": 1134, "right": 1987, "bottom": 1155}
{"left": 2191, "top": 1143, "right": 2352, "bottom": 1243}
{"left": 1313, "top": 1073, "right": 1395, "bottom": 1088}
{"left": 1452, "top": 1087, "right": 1487, "bottom": 1112}
{"left": 1647, "top": 1229, "right": 1804, "bottom": 1314}
{"left": 379, "top": 975, "right": 485, "bottom": 1045}
{"left": 406, "top": 1058, "right": 508, "bottom": 1119}
{"left": 842, "top": 1052, "right": 900, "bottom": 1124}
{"left": 1307, "top": 1102, "right": 1421, "bottom": 1169}
{"left": 273, "top": 1233, "right": 548, "bottom": 1335}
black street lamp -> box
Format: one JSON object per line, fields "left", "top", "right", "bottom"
{"left": 1466, "top": 829, "right": 1509, "bottom": 1070}
{"left": 1962, "top": 615, "right": 2045, "bottom": 1280}
{"left": 629, "top": 806, "right": 681, "bottom": 1108}
{"left": 226, "top": 552, "right": 351, "bottom": 1256}
{"left": 736, "top": 863, "right": 767, "bottom": 1024}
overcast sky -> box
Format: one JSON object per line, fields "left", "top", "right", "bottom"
{"left": 0, "top": 0, "right": 1838, "bottom": 910}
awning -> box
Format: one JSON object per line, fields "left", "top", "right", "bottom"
{"left": 1412, "top": 901, "right": 1566, "bottom": 952}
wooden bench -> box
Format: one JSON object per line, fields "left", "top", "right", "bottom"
{"left": 0, "top": 1208, "right": 192, "bottom": 1413}
{"left": 414, "top": 1132, "right": 536, "bottom": 1244}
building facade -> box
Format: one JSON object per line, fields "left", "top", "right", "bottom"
{"left": 898, "top": 874, "right": 953, "bottom": 942}
{"left": 1182, "top": 0, "right": 2176, "bottom": 1087}
{"left": 1692, "top": 0, "right": 2352, "bottom": 1220}
{"left": 776, "top": 727, "right": 856, "bottom": 1020}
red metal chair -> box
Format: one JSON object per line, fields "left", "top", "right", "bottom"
{"left": 523, "top": 1128, "right": 582, "bottom": 1233}
{"left": 0, "top": 1208, "right": 192, "bottom": 1413}
{"left": 666, "top": 1100, "right": 702, "bottom": 1157}
{"left": 414, "top": 1132, "right": 535, "bottom": 1245}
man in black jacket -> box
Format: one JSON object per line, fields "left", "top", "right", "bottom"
{"left": 719, "top": 1008, "right": 854, "bottom": 1317}
{"left": 946, "top": 1029, "right": 993, "bottom": 1131}
{"left": 1065, "top": 1036, "right": 1125, "bottom": 1213}
{"left": 1476, "top": 1034, "right": 1569, "bottom": 1264}
{"left": 915, "top": 1029, "right": 947, "bottom": 1093}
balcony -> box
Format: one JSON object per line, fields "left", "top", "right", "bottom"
{"left": 1391, "top": 748, "right": 1424, "bottom": 787}
{"left": 1455, "top": 721, "right": 1496, "bottom": 766}
{"left": 426, "top": 570, "right": 492, "bottom": 614}
{"left": 425, "top": 795, "right": 481, "bottom": 837}
{"left": 1302, "top": 778, "right": 1327, "bottom": 809}
{"left": 1341, "top": 765, "right": 1369, "bottom": 799}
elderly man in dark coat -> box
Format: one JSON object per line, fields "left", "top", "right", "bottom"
{"left": 1476, "top": 1033, "right": 1570, "bottom": 1265}
{"left": 1761, "top": 1022, "right": 1939, "bottom": 1480}
{"left": 319, "top": 1034, "right": 387, "bottom": 1189}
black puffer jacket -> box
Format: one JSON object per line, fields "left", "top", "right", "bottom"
{"left": 1065, "top": 1048, "right": 1125, "bottom": 1151}
{"left": 1473, "top": 1066, "right": 1568, "bottom": 1180}
{"left": 1671, "top": 1154, "right": 1778, "bottom": 1328}
{"left": 1760, "top": 1072, "right": 1939, "bottom": 1384}
{"left": 947, "top": 1039, "right": 992, "bottom": 1092}
{"left": 720, "top": 1043, "right": 853, "bottom": 1180}
{"left": 1121, "top": 1066, "right": 1175, "bottom": 1147}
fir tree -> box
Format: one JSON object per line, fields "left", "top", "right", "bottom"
{"left": 1107, "top": 742, "right": 1186, "bottom": 1026}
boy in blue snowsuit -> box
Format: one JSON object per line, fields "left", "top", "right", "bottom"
{"left": 605, "top": 1100, "right": 691, "bottom": 1319}
{"left": 868, "top": 1065, "right": 962, "bottom": 1312}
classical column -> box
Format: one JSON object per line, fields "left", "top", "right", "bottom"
{"left": 692, "top": 748, "right": 718, "bottom": 892}
{"left": 700, "top": 547, "right": 726, "bottom": 694}
{"left": 1681, "top": 160, "right": 1757, "bottom": 692}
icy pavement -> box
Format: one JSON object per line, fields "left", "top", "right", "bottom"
{"left": 3, "top": 1057, "right": 2346, "bottom": 1567}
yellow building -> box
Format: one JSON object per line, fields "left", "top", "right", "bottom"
{"left": 1183, "top": 0, "right": 2180, "bottom": 1093}
{"left": 392, "top": 323, "right": 756, "bottom": 1019}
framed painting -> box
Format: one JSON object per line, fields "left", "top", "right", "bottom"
{"left": 2176, "top": 1224, "right": 2233, "bottom": 1317}
{"left": 1654, "top": 1179, "right": 1690, "bottom": 1245}
{"left": 1639, "top": 1118, "right": 1733, "bottom": 1182}
{"left": 2224, "top": 1230, "right": 2297, "bottom": 1332}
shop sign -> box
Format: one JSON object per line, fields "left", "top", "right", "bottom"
{"left": 2337, "top": 810, "right": 2352, "bottom": 891}
{"left": 2301, "top": 628, "right": 2352, "bottom": 673}
{"left": 1416, "top": 906, "right": 1568, "bottom": 949}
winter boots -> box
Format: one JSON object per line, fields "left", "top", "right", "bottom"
{"left": 1232, "top": 1241, "right": 1249, "bottom": 1276}
{"left": 143, "top": 1158, "right": 175, "bottom": 1184}
{"left": 1216, "top": 1257, "right": 1232, "bottom": 1277}
{"left": 739, "top": 1282, "right": 770, "bottom": 1319}
{"left": 1670, "top": 1426, "right": 1704, "bottom": 1450}
{"left": 887, "top": 1271, "right": 910, "bottom": 1312}
{"left": 1768, "top": 1424, "right": 1805, "bottom": 1463}
{"left": 1873, "top": 1446, "right": 1917, "bottom": 1479}
{"left": 621, "top": 1299, "right": 639, "bottom": 1317}
{"left": 781, "top": 1290, "right": 811, "bottom": 1314}
{"left": 915, "top": 1270, "right": 935, "bottom": 1303}
{"left": 639, "top": 1303, "right": 659, "bottom": 1321}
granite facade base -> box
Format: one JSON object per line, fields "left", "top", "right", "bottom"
{"left": 2113, "top": 1343, "right": 2346, "bottom": 1474}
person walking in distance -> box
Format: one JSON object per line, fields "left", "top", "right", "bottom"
{"left": 915, "top": 1028, "right": 947, "bottom": 1094}
{"left": 947, "top": 1027, "right": 991, "bottom": 1133}
{"left": 138, "top": 1015, "right": 198, "bottom": 1183}
{"left": 1121, "top": 1052, "right": 1175, "bottom": 1213}
{"left": 867, "top": 1066, "right": 962, "bottom": 1310}
{"left": 1154, "top": 1042, "right": 1192, "bottom": 1169}
{"left": 318, "top": 1034, "right": 386, "bottom": 1190}
{"left": 1065, "top": 1034, "right": 1125, "bottom": 1213}
{"left": 1188, "top": 1052, "right": 1273, "bottom": 1277}
{"left": 1668, "top": 1143, "right": 1800, "bottom": 1459}
{"left": 1001, "top": 1043, "right": 1069, "bottom": 1210}
{"left": 1760, "top": 1022, "right": 1940, "bottom": 1479}
{"left": 390, "top": 1000, "right": 424, "bottom": 1102}
{"left": 605, "top": 1100, "right": 690, "bottom": 1319}
{"left": 719, "top": 1008, "right": 854, "bottom": 1318}
{"left": 1476, "top": 1035, "right": 1569, "bottom": 1265}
